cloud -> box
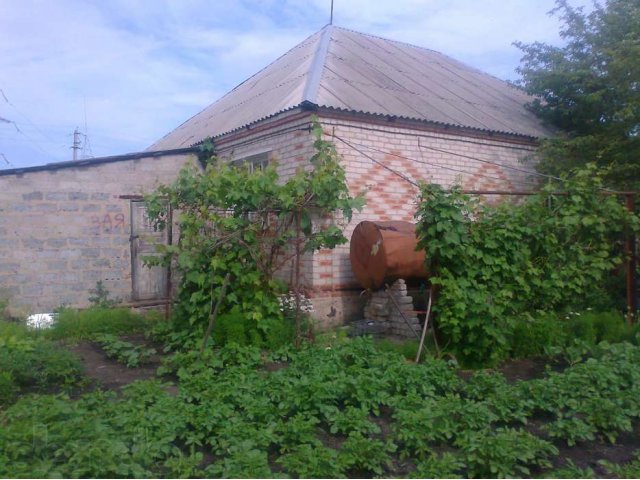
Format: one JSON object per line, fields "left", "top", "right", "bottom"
{"left": 0, "top": 0, "right": 590, "bottom": 168}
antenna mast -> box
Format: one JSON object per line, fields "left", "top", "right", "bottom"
{"left": 330, "top": 0, "right": 334, "bottom": 25}
{"left": 71, "top": 128, "right": 81, "bottom": 161}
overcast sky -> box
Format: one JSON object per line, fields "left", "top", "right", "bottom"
{"left": 0, "top": 0, "right": 590, "bottom": 169}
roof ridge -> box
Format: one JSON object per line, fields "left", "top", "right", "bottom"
{"left": 329, "top": 25, "right": 443, "bottom": 56}
{"left": 302, "top": 24, "right": 333, "bottom": 103}
{"left": 147, "top": 28, "right": 322, "bottom": 150}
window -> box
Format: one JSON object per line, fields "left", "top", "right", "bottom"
{"left": 230, "top": 151, "right": 270, "bottom": 173}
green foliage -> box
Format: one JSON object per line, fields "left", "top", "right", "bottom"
{"left": 277, "top": 444, "right": 342, "bottom": 478}
{"left": 601, "top": 451, "right": 640, "bottom": 478}
{"left": 96, "top": 334, "right": 157, "bottom": 367}
{"left": 510, "top": 313, "right": 567, "bottom": 358}
{"left": 410, "top": 452, "right": 465, "bottom": 479}
{"left": 456, "top": 428, "right": 557, "bottom": 478}
{"left": 87, "top": 280, "right": 120, "bottom": 308}
{"left": 6, "top": 336, "right": 640, "bottom": 477}
{"left": 515, "top": 0, "right": 640, "bottom": 188}
{"left": 0, "top": 321, "right": 84, "bottom": 403}
{"left": 145, "top": 119, "right": 364, "bottom": 347}
{"left": 510, "top": 310, "right": 633, "bottom": 359}
{"left": 549, "top": 460, "right": 596, "bottom": 479}
{"left": 209, "top": 307, "right": 294, "bottom": 349}
{"left": 0, "top": 371, "right": 17, "bottom": 406}
{"left": 415, "top": 167, "right": 639, "bottom": 365}
{"left": 375, "top": 337, "right": 420, "bottom": 360}
{"left": 47, "top": 307, "right": 151, "bottom": 341}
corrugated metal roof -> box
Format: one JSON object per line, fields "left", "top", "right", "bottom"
{"left": 149, "top": 25, "right": 551, "bottom": 150}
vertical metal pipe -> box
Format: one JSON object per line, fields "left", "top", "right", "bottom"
{"left": 164, "top": 204, "right": 173, "bottom": 321}
{"left": 625, "top": 194, "right": 637, "bottom": 324}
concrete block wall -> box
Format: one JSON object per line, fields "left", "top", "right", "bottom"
{"left": 0, "top": 153, "right": 195, "bottom": 314}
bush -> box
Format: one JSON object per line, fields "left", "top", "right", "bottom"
{"left": 47, "top": 307, "right": 150, "bottom": 341}
{"left": 0, "top": 371, "right": 17, "bottom": 406}
{"left": 0, "top": 320, "right": 84, "bottom": 401}
{"left": 375, "top": 338, "right": 420, "bottom": 361}
{"left": 508, "top": 310, "right": 633, "bottom": 360}
{"left": 212, "top": 308, "right": 294, "bottom": 349}
{"left": 509, "top": 314, "right": 567, "bottom": 358}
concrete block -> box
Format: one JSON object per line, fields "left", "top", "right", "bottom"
{"left": 81, "top": 248, "right": 100, "bottom": 258}
{"left": 68, "top": 237, "right": 90, "bottom": 246}
{"left": 46, "top": 192, "right": 67, "bottom": 201}
{"left": 69, "top": 192, "right": 89, "bottom": 201}
{"left": 45, "top": 260, "right": 67, "bottom": 270}
{"left": 91, "top": 193, "right": 111, "bottom": 201}
{"left": 46, "top": 238, "right": 68, "bottom": 248}
{"left": 106, "top": 204, "right": 123, "bottom": 213}
{"left": 0, "top": 238, "right": 19, "bottom": 248}
{"left": 22, "top": 237, "right": 45, "bottom": 249}
{"left": 21, "top": 284, "right": 44, "bottom": 296}
{"left": 92, "top": 258, "right": 111, "bottom": 267}
{"left": 12, "top": 204, "right": 32, "bottom": 212}
{"left": 60, "top": 203, "right": 80, "bottom": 212}
{"left": 22, "top": 192, "right": 43, "bottom": 201}
{"left": 35, "top": 204, "right": 57, "bottom": 213}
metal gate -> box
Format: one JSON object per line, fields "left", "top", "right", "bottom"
{"left": 130, "top": 201, "right": 168, "bottom": 301}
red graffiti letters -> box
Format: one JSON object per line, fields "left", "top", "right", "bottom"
{"left": 90, "top": 213, "right": 125, "bottom": 233}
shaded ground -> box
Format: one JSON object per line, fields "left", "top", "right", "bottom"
{"left": 69, "top": 334, "right": 163, "bottom": 391}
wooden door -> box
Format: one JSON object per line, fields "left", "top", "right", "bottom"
{"left": 130, "top": 201, "right": 168, "bottom": 301}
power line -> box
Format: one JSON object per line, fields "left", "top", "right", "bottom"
{"left": 332, "top": 134, "right": 418, "bottom": 187}
{"left": 320, "top": 120, "right": 619, "bottom": 193}
{"left": 417, "top": 140, "right": 563, "bottom": 183}
{"left": 0, "top": 153, "right": 12, "bottom": 167}
{"left": 0, "top": 114, "right": 54, "bottom": 159}
{"left": 0, "top": 88, "right": 58, "bottom": 145}
{"left": 334, "top": 134, "right": 538, "bottom": 190}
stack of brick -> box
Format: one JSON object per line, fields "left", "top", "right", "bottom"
{"left": 363, "top": 279, "right": 421, "bottom": 337}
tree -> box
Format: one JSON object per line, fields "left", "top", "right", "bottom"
{"left": 515, "top": 0, "right": 640, "bottom": 189}
{"left": 144, "top": 121, "right": 364, "bottom": 347}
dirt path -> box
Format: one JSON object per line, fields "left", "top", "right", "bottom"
{"left": 69, "top": 336, "right": 161, "bottom": 391}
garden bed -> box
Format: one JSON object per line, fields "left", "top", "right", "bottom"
{"left": 4, "top": 330, "right": 640, "bottom": 478}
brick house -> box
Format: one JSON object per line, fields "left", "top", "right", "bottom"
{"left": 0, "top": 25, "right": 551, "bottom": 323}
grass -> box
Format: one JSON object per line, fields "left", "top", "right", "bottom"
{"left": 45, "top": 307, "right": 154, "bottom": 341}
{"left": 0, "top": 319, "right": 84, "bottom": 405}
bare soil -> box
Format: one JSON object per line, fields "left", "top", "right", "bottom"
{"left": 65, "top": 338, "right": 640, "bottom": 476}
{"left": 68, "top": 334, "right": 163, "bottom": 391}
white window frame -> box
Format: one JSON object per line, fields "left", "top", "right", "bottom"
{"left": 230, "top": 151, "right": 270, "bottom": 173}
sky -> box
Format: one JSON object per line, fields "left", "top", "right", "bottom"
{"left": 0, "top": 0, "right": 590, "bottom": 169}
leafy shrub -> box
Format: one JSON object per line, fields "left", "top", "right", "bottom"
{"left": 87, "top": 280, "right": 120, "bottom": 308}
{"left": 509, "top": 310, "right": 632, "bottom": 360}
{"left": 0, "top": 333, "right": 83, "bottom": 396}
{"left": 410, "top": 453, "right": 465, "bottom": 479}
{"left": 601, "top": 451, "right": 640, "bottom": 478}
{"left": 375, "top": 338, "right": 420, "bottom": 360}
{"left": 415, "top": 166, "right": 639, "bottom": 365}
{"left": 456, "top": 427, "right": 558, "bottom": 478}
{"left": 547, "top": 460, "right": 595, "bottom": 479}
{"left": 96, "top": 334, "right": 156, "bottom": 368}
{"left": 0, "top": 371, "right": 17, "bottom": 406}
{"left": 145, "top": 121, "right": 364, "bottom": 347}
{"left": 47, "top": 307, "right": 150, "bottom": 340}
{"left": 509, "top": 313, "right": 567, "bottom": 358}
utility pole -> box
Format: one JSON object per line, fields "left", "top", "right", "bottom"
{"left": 71, "top": 128, "right": 81, "bottom": 161}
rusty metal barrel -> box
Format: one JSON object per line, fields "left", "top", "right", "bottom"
{"left": 349, "top": 221, "right": 428, "bottom": 290}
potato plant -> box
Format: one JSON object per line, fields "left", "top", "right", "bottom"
{"left": 3, "top": 337, "right": 640, "bottom": 478}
